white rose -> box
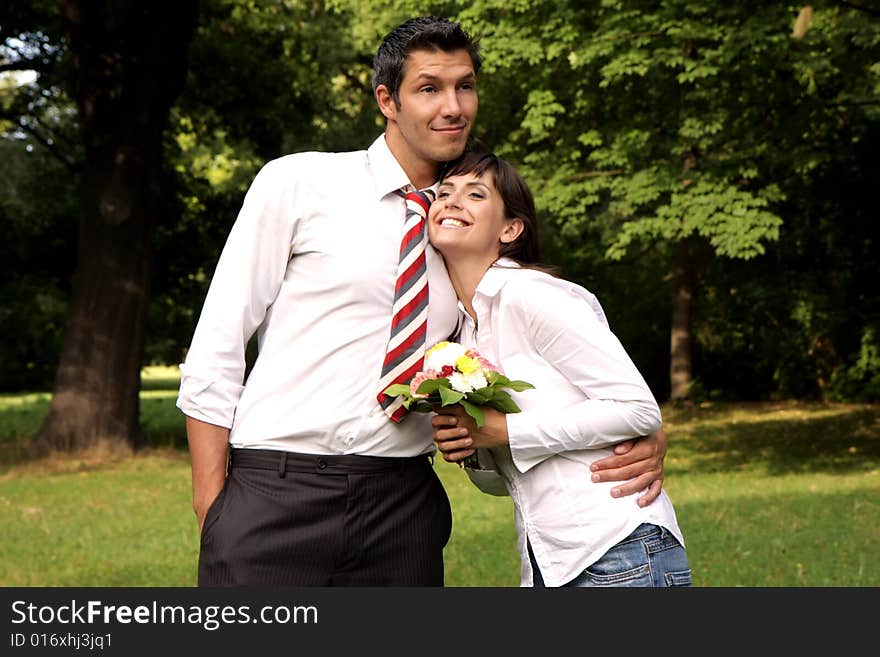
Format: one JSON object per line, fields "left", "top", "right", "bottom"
{"left": 463, "top": 370, "right": 488, "bottom": 391}
{"left": 448, "top": 370, "right": 488, "bottom": 394}
{"left": 425, "top": 341, "right": 469, "bottom": 371}
{"left": 448, "top": 372, "right": 474, "bottom": 393}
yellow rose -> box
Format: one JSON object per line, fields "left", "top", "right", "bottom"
{"left": 426, "top": 341, "right": 450, "bottom": 358}
{"left": 455, "top": 355, "right": 480, "bottom": 375}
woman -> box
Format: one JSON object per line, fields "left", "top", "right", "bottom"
{"left": 427, "top": 150, "right": 691, "bottom": 587}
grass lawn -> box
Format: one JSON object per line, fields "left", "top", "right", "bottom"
{"left": 1, "top": 366, "right": 877, "bottom": 587}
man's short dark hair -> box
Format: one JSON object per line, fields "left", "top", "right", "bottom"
{"left": 372, "top": 16, "right": 482, "bottom": 104}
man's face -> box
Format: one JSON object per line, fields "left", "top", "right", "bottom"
{"left": 378, "top": 48, "right": 478, "bottom": 172}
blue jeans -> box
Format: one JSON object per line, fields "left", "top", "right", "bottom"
{"left": 530, "top": 523, "right": 692, "bottom": 587}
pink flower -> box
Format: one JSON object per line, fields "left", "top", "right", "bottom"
{"left": 410, "top": 369, "right": 439, "bottom": 397}
{"left": 471, "top": 352, "right": 500, "bottom": 374}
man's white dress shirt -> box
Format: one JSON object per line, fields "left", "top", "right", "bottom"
{"left": 176, "top": 135, "right": 459, "bottom": 457}
{"left": 460, "top": 259, "right": 685, "bottom": 586}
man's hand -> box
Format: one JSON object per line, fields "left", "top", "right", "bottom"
{"left": 590, "top": 429, "right": 667, "bottom": 507}
{"left": 431, "top": 405, "right": 508, "bottom": 463}
{"left": 185, "top": 416, "right": 230, "bottom": 532}
{"left": 433, "top": 409, "right": 668, "bottom": 506}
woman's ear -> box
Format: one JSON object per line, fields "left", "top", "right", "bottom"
{"left": 500, "top": 217, "right": 525, "bottom": 244}
{"left": 375, "top": 84, "right": 397, "bottom": 121}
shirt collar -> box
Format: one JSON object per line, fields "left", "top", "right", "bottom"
{"left": 367, "top": 133, "right": 415, "bottom": 200}
{"left": 367, "top": 133, "right": 440, "bottom": 199}
{"left": 475, "top": 257, "right": 522, "bottom": 299}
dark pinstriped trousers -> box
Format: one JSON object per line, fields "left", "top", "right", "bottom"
{"left": 198, "top": 448, "right": 453, "bottom": 586}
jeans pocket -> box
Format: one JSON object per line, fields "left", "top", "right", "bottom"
{"left": 665, "top": 569, "right": 693, "bottom": 587}
{"left": 575, "top": 563, "right": 653, "bottom": 587}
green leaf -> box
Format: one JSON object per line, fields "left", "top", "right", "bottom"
{"left": 465, "top": 388, "right": 493, "bottom": 404}
{"left": 485, "top": 371, "right": 535, "bottom": 392}
{"left": 416, "top": 378, "right": 451, "bottom": 395}
{"left": 439, "top": 387, "right": 465, "bottom": 406}
{"left": 382, "top": 384, "right": 411, "bottom": 398}
{"left": 487, "top": 391, "right": 523, "bottom": 414}
{"left": 460, "top": 399, "right": 486, "bottom": 427}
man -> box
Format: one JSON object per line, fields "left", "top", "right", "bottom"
{"left": 177, "top": 16, "right": 666, "bottom": 586}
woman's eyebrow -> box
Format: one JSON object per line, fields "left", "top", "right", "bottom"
{"left": 438, "top": 180, "right": 488, "bottom": 190}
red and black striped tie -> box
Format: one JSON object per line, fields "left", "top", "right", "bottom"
{"left": 377, "top": 188, "right": 434, "bottom": 422}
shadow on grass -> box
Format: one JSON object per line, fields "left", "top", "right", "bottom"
{"left": 675, "top": 484, "right": 879, "bottom": 586}
{"left": 3, "top": 391, "right": 879, "bottom": 479}
{"left": 667, "top": 403, "right": 880, "bottom": 475}
{"left": 140, "top": 376, "right": 183, "bottom": 391}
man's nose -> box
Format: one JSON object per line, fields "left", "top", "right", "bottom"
{"left": 440, "top": 88, "right": 461, "bottom": 117}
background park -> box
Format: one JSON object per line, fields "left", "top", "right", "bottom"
{"left": 0, "top": 1, "right": 877, "bottom": 587}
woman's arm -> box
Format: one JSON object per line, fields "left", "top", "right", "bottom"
{"left": 503, "top": 279, "right": 662, "bottom": 471}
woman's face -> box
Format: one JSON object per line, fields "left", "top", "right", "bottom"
{"left": 427, "top": 170, "right": 520, "bottom": 262}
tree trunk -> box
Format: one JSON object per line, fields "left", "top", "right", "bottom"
{"left": 669, "top": 239, "right": 696, "bottom": 404}
{"left": 32, "top": 1, "right": 199, "bottom": 454}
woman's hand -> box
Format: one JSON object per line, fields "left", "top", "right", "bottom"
{"left": 431, "top": 405, "right": 509, "bottom": 463}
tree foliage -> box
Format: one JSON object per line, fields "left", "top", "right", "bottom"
{"left": 0, "top": 1, "right": 78, "bottom": 392}
{"left": 455, "top": 0, "right": 879, "bottom": 400}
{"left": 1, "top": 0, "right": 878, "bottom": 416}
{"left": 147, "top": 0, "right": 389, "bottom": 365}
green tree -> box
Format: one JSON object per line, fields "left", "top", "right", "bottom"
{"left": 2, "top": 1, "right": 200, "bottom": 452}
{"left": 1, "top": 2, "right": 80, "bottom": 392}
{"left": 149, "top": 0, "right": 385, "bottom": 366}
{"left": 457, "top": 0, "right": 878, "bottom": 402}
{"left": 2, "top": 0, "right": 386, "bottom": 452}
{"left": 2, "top": 0, "right": 877, "bottom": 456}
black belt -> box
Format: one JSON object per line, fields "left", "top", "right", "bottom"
{"left": 230, "top": 447, "right": 432, "bottom": 476}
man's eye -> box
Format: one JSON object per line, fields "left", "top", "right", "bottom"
{"left": 437, "top": 191, "right": 450, "bottom": 199}
{"left": 421, "top": 86, "right": 436, "bottom": 93}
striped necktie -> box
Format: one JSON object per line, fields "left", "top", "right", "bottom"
{"left": 377, "top": 187, "right": 434, "bottom": 422}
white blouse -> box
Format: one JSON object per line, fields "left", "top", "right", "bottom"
{"left": 460, "top": 259, "right": 685, "bottom": 586}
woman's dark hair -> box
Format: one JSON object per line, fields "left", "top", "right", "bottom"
{"left": 442, "top": 149, "right": 551, "bottom": 270}
{"left": 372, "top": 16, "right": 482, "bottom": 105}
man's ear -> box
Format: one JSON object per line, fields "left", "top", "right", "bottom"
{"left": 500, "top": 218, "right": 525, "bottom": 244}
{"left": 375, "top": 84, "right": 398, "bottom": 121}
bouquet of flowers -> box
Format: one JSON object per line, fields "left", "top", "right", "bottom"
{"left": 382, "top": 341, "right": 534, "bottom": 428}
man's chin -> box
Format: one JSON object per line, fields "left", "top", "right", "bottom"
{"left": 432, "top": 141, "right": 469, "bottom": 163}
